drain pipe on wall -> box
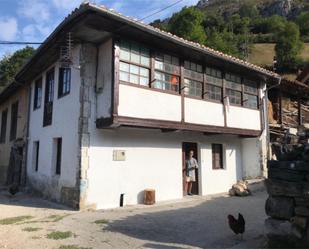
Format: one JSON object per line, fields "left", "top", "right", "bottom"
{"left": 264, "top": 76, "right": 282, "bottom": 161}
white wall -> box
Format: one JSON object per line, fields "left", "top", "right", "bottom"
{"left": 86, "top": 125, "right": 244, "bottom": 209}
{"left": 96, "top": 39, "right": 113, "bottom": 119}
{"left": 241, "top": 138, "right": 261, "bottom": 179}
{"left": 226, "top": 106, "right": 261, "bottom": 130}
{"left": 26, "top": 45, "right": 81, "bottom": 200}
{"left": 184, "top": 98, "right": 225, "bottom": 126}
{"left": 118, "top": 84, "right": 182, "bottom": 122}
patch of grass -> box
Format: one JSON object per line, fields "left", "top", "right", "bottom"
{"left": 46, "top": 231, "right": 73, "bottom": 240}
{"left": 22, "top": 227, "right": 42, "bottom": 232}
{"left": 0, "top": 216, "right": 33, "bottom": 225}
{"left": 94, "top": 219, "right": 109, "bottom": 225}
{"left": 59, "top": 245, "right": 92, "bottom": 249}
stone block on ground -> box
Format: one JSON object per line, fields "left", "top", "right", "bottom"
{"left": 265, "top": 218, "right": 292, "bottom": 236}
{"left": 265, "top": 196, "right": 294, "bottom": 220}
{"left": 265, "top": 179, "right": 303, "bottom": 197}
{"left": 295, "top": 206, "right": 309, "bottom": 217}
{"left": 291, "top": 216, "right": 308, "bottom": 230}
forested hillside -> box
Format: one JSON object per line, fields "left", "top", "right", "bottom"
{"left": 151, "top": 0, "right": 309, "bottom": 75}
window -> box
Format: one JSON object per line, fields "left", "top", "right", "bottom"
{"left": 119, "top": 62, "right": 149, "bottom": 86}
{"left": 243, "top": 79, "right": 259, "bottom": 109}
{"left": 184, "top": 60, "right": 203, "bottom": 98}
{"left": 119, "top": 40, "right": 150, "bottom": 87}
{"left": 34, "top": 78, "right": 42, "bottom": 110}
{"left": 33, "top": 141, "right": 39, "bottom": 172}
{"left": 55, "top": 138, "right": 62, "bottom": 175}
{"left": 225, "top": 73, "right": 242, "bottom": 105}
{"left": 58, "top": 68, "right": 71, "bottom": 97}
{"left": 43, "top": 69, "right": 54, "bottom": 127}
{"left": 10, "top": 101, "right": 18, "bottom": 141}
{"left": 154, "top": 52, "right": 180, "bottom": 92}
{"left": 212, "top": 144, "right": 223, "bottom": 170}
{"left": 0, "top": 109, "right": 8, "bottom": 143}
{"left": 205, "top": 67, "right": 223, "bottom": 101}
{"left": 184, "top": 79, "right": 202, "bottom": 98}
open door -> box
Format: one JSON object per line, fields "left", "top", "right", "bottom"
{"left": 182, "top": 142, "right": 199, "bottom": 196}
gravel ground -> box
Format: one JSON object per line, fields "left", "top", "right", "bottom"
{"left": 0, "top": 190, "right": 268, "bottom": 249}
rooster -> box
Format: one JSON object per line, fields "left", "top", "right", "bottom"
{"left": 8, "top": 184, "right": 19, "bottom": 196}
{"left": 227, "top": 213, "right": 245, "bottom": 240}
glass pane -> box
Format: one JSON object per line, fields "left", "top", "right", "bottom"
{"left": 120, "top": 40, "right": 130, "bottom": 51}
{"left": 140, "top": 77, "right": 149, "bottom": 86}
{"left": 131, "top": 53, "right": 140, "bottom": 64}
{"left": 172, "top": 56, "right": 179, "bottom": 66}
{"left": 131, "top": 42, "right": 140, "bottom": 54}
{"left": 120, "top": 50, "right": 130, "bottom": 61}
{"left": 120, "top": 62, "right": 130, "bottom": 72}
{"left": 130, "top": 64, "right": 139, "bottom": 74}
{"left": 184, "top": 60, "right": 190, "bottom": 69}
{"left": 244, "top": 79, "right": 258, "bottom": 94}
{"left": 120, "top": 72, "right": 129, "bottom": 82}
{"left": 130, "top": 74, "right": 139, "bottom": 84}
{"left": 141, "top": 56, "right": 150, "bottom": 67}
{"left": 164, "top": 54, "right": 172, "bottom": 63}
{"left": 244, "top": 93, "right": 258, "bottom": 109}
{"left": 141, "top": 47, "right": 149, "bottom": 57}
{"left": 155, "top": 61, "right": 163, "bottom": 71}
{"left": 197, "top": 64, "right": 203, "bottom": 73}
{"left": 140, "top": 67, "right": 149, "bottom": 77}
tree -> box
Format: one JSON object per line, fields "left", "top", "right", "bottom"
{"left": 296, "top": 12, "right": 309, "bottom": 37}
{"left": 239, "top": 2, "right": 259, "bottom": 19}
{"left": 0, "top": 46, "right": 35, "bottom": 88}
{"left": 168, "top": 7, "right": 206, "bottom": 44}
{"left": 275, "top": 22, "right": 303, "bottom": 72}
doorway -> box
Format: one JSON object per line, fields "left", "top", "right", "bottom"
{"left": 182, "top": 142, "right": 199, "bottom": 196}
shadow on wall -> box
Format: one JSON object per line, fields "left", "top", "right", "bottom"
{"left": 104, "top": 192, "right": 267, "bottom": 249}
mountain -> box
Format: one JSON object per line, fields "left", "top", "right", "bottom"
{"left": 196, "top": 0, "right": 309, "bottom": 19}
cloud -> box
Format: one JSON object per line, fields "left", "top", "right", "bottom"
{"left": 52, "top": 0, "right": 83, "bottom": 11}
{"left": 0, "top": 17, "right": 18, "bottom": 41}
{"left": 17, "top": 0, "right": 51, "bottom": 22}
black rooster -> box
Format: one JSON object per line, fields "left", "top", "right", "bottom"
{"left": 8, "top": 184, "right": 19, "bottom": 196}
{"left": 227, "top": 213, "right": 245, "bottom": 240}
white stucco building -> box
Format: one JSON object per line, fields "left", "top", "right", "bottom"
{"left": 0, "top": 3, "right": 280, "bottom": 209}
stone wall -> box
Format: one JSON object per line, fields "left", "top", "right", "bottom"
{"left": 265, "top": 160, "right": 309, "bottom": 242}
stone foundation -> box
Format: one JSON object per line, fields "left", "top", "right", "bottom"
{"left": 266, "top": 160, "right": 309, "bottom": 243}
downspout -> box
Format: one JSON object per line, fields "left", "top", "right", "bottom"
{"left": 264, "top": 77, "right": 282, "bottom": 161}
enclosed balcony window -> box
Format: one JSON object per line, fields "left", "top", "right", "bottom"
{"left": 119, "top": 62, "right": 149, "bottom": 86}
{"left": 154, "top": 52, "right": 180, "bottom": 92}
{"left": 184, "top": 78, "right": 202, "bottom": 98}
{"left": 205, "top": 67, "right": 223, "bottom": 102}
{"left": 225, "top": 73, "right": 242, "bottom": 106}
{"left": 243, "top": 79, "right": 259, "bottom": 109}
{"left": 154, "top": 71, "right": 179, "bottom": 92}
{"left": 119, "top": 40, "right": 150, "bottom": 87}
{"left": 119, "top": 40, "right": 150, "bottom": 67}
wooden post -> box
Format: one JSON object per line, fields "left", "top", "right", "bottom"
{"left": 298, "top": 95, "right": 302, "bottom": 126}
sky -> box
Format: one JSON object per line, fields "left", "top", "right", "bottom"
{"left": 0, "top": 0, "right": 199, "bottom": 58}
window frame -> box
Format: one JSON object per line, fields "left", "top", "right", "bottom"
{"left": 153, "top": 51, "right": 180, "bottom": 93}
{"left": 43, "top": 68, "right": 55, "bottom": 127}
{"left": 118, "top": 40, "right": 151, "bottom": 88}
{"left": 58, "top": 67, "right": 71, "bottom": 98}
{"left": 212, "top": 143, "right": 224, "bottom": 170}
{"left": 34, "top": 77, "right": 42, "bottom": 110}
{"left": 55, "top": 137, "right": 62, "bottom": 175}
{"left": 9, "top": 101, "right": 18, "bottom": 141}
{"left": 243, "top": 79, "right": 259, "bottom": 109}
{"left": 204, "top": 67, "right": 223, "bottom": 103}
{"left": 225, "top": 73, "right": 242, "bottom": 106}
{"left": 0, "top": 109, "right": 8, "bottom": 144}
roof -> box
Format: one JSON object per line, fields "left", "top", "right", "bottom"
{"left": 0, "top": 2, "right": 280, "bottom": 104}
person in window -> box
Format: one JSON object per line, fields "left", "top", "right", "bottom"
{"left": 186, "top": 150, "right": 198, "bottom": 196}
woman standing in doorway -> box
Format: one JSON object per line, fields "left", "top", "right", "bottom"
{"left": 186, "top": 150, "right": 198, "bottom": 196}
